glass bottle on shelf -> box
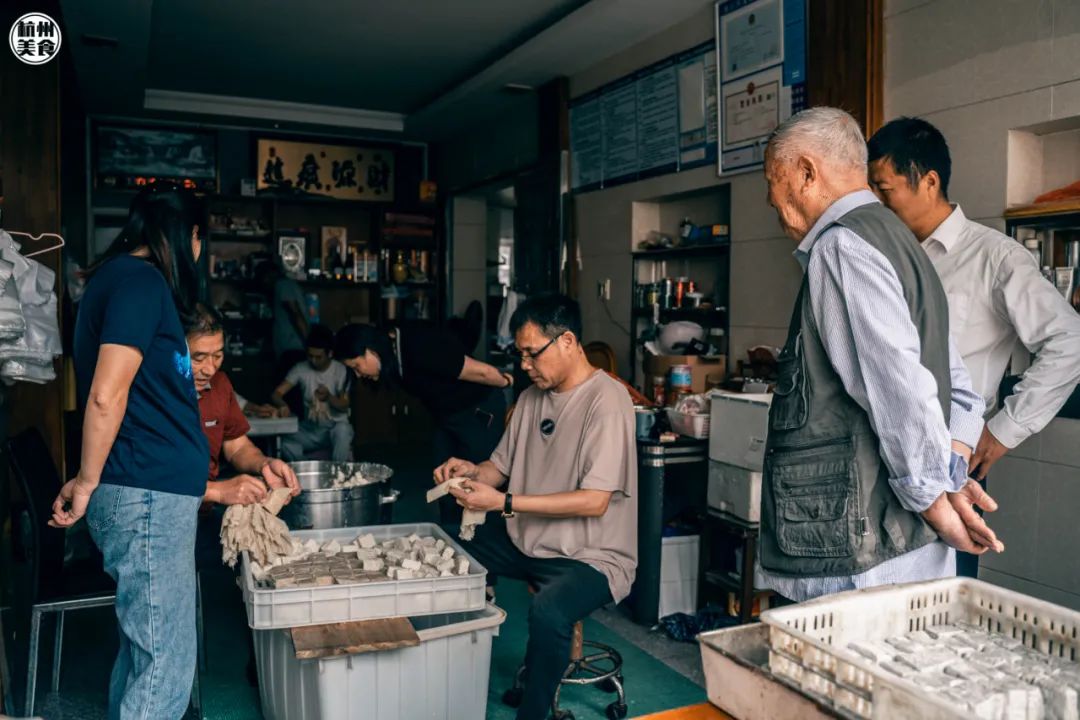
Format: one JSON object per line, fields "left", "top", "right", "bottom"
{"left": 392, "top": 250, "right": 409, "bottom": 284}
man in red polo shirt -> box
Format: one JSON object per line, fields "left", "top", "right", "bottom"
{"left": 185, "top": 304, "right": 300, "bottom": 504}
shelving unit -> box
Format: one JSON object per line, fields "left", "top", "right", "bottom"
{"left": 628, "top": 186, "right": 732, "bottom": 388}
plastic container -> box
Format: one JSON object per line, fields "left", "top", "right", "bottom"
{"left": 707, "top": 460, "right": 762, "bottom": 522}
{"left": 708, "top": 391, "right": 772, "bottom": 470}
{"left": 659, "top": 534, "right": 699, "bottom": 617}
{"left": 761, "top": 577, "right": 1080, "bottom": 720}
{"left": 666, "top": 408, "right": 710, "bottom": 439}
{"left": 256, "top": 604, "right": 506, "bottom": 720}
{"left": 241, "top": 523, "right": 487, "bottom": 629}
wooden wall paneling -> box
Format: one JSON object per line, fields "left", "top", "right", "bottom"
{"left": 806, "top": 0, "right": 885, "bottom": 138}
{"left": 0, "top": 0, "right": 66, "bottom": 478}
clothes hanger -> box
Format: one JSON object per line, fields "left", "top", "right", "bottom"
{"left": 7, "top": 231, "right": 66, "bottom": 258}
{"left": 0, "top": 208, "right": 66, "bottom": 258}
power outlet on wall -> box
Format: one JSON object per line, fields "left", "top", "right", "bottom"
{"left": 597, "top": 279, "right": 611, "bottom": 300}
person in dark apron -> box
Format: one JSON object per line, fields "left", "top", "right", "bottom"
{"left": 335, "top": 321, "right": 511, "bottom": 523}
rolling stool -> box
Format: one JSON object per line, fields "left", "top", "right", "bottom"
{"left": 502, "top": 586, "right": 627, "bottom": 720}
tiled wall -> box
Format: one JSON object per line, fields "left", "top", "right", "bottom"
{"left": 883, "top": 0, "right": 1080, "bottom": 609}
{"left": 571, "top": 3, "right": 797, "bottom": 378}
{"left": 451, "top": 196, "right": 488, "bottom": 321}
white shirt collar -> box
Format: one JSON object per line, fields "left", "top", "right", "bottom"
{"left": 925, "top": 204, "right": 967, "bottom": 254}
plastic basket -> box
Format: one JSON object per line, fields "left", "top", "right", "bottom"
{"left": 666, "top": 408, "right": 710, "bottom": 438}
{"left": 760, "top": 577, "right": 1080, "bottom": 719}
{"left": 241, "top": 523, "right": 487, "bottom": 630}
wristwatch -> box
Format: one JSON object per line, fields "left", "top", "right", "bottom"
{"left": 502, "top": 492, "right": 515, "bottom": 518}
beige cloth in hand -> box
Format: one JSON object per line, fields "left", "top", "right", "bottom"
{"left": 425, "top": 477, "right": 487, "bottom": 541}
{"left": 308, "top": 396, "right": 332, "bottom": 423}
{"left": 220, "top": 487, "right": 294, "bottom": 568}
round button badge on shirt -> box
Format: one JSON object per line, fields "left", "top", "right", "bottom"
{"left": 540, "top": 419, "right": 555, "bottom": 436}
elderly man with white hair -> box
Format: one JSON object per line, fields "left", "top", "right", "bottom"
{"left": 756, "top": 107, "right": 1005, "bottom": 603}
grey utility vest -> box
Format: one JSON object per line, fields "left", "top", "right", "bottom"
{"left": 760, "top": 201, "right": 952, "bottom": 577}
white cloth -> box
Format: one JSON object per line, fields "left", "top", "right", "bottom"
{"left": 0, "top": 230, "right": 61, "bottom": 384}
{"left": 495, "top": 290, "right": 524, "bottom": 350}
{"left": 922, "top": 205, "right": 1080, "bottom": 448}
{"left": 285, "top": 359, "right": 350, "bottom": 424}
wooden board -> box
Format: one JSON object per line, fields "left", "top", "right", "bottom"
{"left": 290, "top": 617, "right": 419, "bottom": 659}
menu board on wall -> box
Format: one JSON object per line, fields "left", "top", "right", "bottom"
{"left": 567, "top": 0, "right": 805, "bottom": 192}
{"left": 601, "top": 77, "right": 640, "bottom": 184}
{"left": 636, "top": 60, "right": 679, "bottom": 177}
{"left": 570, "top": 93, "right": 603, "bottom": 191}
{"left": 715, "top": 0, "right": 807, "bottom": 174}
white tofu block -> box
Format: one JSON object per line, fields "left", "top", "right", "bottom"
{"left": 436, "top": 559, "right": 455, "bottom": 574}
{"left": 847, "top": 640, "right": 895, "bottom": 664}
{"left": 303, "top": 539, "right": 320, "bottom": 554}
{"left": 406, "top": 533, "right": 421, "bottom": 544}
{"left": 356, "top": 548, "right": 380, "bottom": 560}
{"left": 925, "top": 626, "right": 964, "bottom": 640}
{"left": 396, "top": 568, "right": 415, "bottom": 580}
{"left": 357, "top": 533, "right": 377, "bottom": 549}
{"left": 421, "top": 536, "right": 437, "bottom": 546}
{"left": 401, "top": 559, "right": 421, "bottom": 571}
{"left": 385, "top": 550, "right": 405, "bottom": 564}
{"left": 435, "top": 539, "right": 446, "bottom": 552}
{"left": 880, "top": 660, "right": 915, "bottom": 678}
{"left": 423, "top": 552, "right": 441, "bottom": 566}
{"left": 396, "top": 537, "right": 412, "bottom": 551}
{"left": 456, "top": 558, "right": 470, "bottom": 576}
{"left": 440, "top": 570, "right": 454, "bottom": 577}
{"left": 362, "top": 558, "right": 385, "bottom": 572}
{"left": 441, "top": 547, "right": 455, "bottom": 560}
{"left": 321, "top": 539, "right": 341, "bottom": 556}
{"left": 340, "top": 543, "right": 359, "bottom": 554}
{"left": 1031, "top": 675, "right": 1079, "bottom": 720}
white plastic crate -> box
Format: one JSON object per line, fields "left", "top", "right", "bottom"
{"left": 761, "top": 577, "right": 1080, "bottom": 719}
{"left": 659, "top": 534, "right": 699, "bottom": 617}
{"left": 666, "top": 408, "right": 710, "bottom": 439}
{"left": 241, "top": 523, "right": 487, "bottom": 630}
{"left": 707, "top": 460, "right": 762, "bottom": 522}
{"left": 255, "top": 604, "right": 506, "bottom": 720}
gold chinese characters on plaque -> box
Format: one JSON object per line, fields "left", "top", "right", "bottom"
{"left": 257, "top": 139, "right": 394, "bottom": 201}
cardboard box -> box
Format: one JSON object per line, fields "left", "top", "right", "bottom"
{"left": 707, "top": 460, "right": 763, "bottom": 523}
{"left": 643, "top": 353, "right": 726, "bottom": 397}
{"left": 708, "top": 391, "right": 772, "bottom": 471}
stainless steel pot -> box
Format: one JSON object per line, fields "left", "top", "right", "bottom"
{"left": 279, "top": 461, "right": 399, "bottom": 530}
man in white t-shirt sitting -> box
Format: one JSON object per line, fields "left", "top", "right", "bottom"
{"left": 271, "top": 324, "right": 354, "bottom": 462}
{"left": 434, "top": 294, "right": 637, "bottom": 720}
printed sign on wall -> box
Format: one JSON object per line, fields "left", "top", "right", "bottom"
{"left": 257, "top": 139, "right": 394, "bottom": 201}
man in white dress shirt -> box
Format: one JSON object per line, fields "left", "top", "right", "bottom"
{"left": 868, "top": 117, "right": 1080, "bottom": 575}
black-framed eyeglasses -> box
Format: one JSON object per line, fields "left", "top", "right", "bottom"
{"left": 508, "top": 335, "right": 559, "bottom": 363}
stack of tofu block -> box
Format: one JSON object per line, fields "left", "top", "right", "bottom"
{"left": 250, "top": 532, "right": 470, "bottom": 589}
{"left": 843, "top": 621, "right": 1080, "bottom": 720}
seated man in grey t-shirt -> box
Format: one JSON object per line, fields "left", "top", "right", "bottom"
{"left": 434, "top": 293, "right": 637, "bottom": 720}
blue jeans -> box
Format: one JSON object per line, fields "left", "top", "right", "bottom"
{"left": 86, "top": 484, "right": 201, "bottom": 720}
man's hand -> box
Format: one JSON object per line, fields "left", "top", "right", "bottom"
{"left": 49, "top": 473, "right": 99, "bottom": 528}
{"left": 314, "top": 385, "right": 330, "bottom": 401}
{"left": 921, "top": 491, "right": 1004, "bottom": 555}
{"left": 433, "top": 457, "right": 479, "bottom": 485}
{"left": 448, "top": 478, "right": 504, "bottom": 513}
{"left": 244, "top": 403, "right": 276, "bottom": 418}
{"left": 969, "top": 427, "right": 1009, "bottom": 480}
{"left": 208, "top": 475, "right": 269, "bottom": 506}
{"left": 947, "top": 480, "right": 1005, "bottom": 552}
{"left": 261, "top": 458, "right": 301, "bottom": 498}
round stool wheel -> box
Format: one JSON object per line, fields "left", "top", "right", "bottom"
{"left": 502, "top": 687, "right": 523, "bottom": 708}
{"left": 606, "top": 701, "right": 628, "bottom": 720}
{"left": 599, "top": 675, "right": 623, "bottom": 693}
{"left": 553, "top": 710, "right": 575, "bottom": 720}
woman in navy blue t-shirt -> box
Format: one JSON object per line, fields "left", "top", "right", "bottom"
{"left": 50, "top": 184, "right": 210, "bottom": 719}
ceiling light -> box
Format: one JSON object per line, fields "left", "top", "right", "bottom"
{"left": 144, "top": 89, "right": 405, "bottom": 132}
